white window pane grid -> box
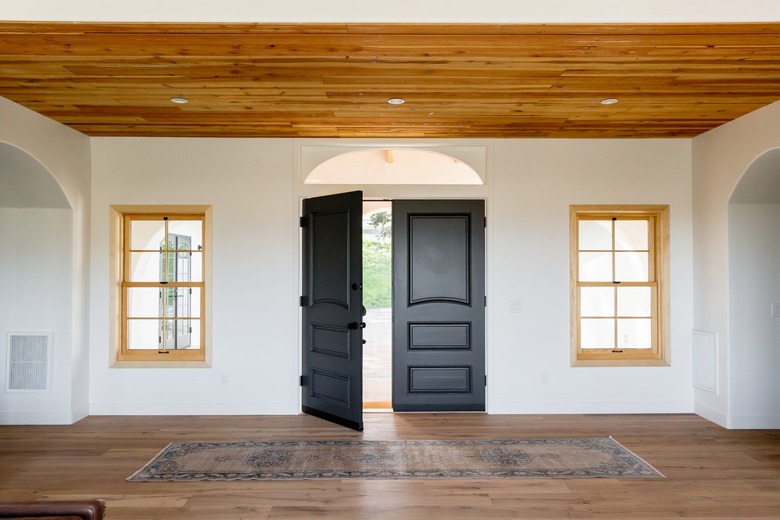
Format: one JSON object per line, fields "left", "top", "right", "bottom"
{"left": 578, "top": 218, "right": 651, "bottom": 284}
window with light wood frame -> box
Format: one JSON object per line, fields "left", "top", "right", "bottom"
{"left": 570, "top": 205, "right": 670, "bottom": 367}
{"left": 112, "top": 207, "right": 210, "bottom": 365}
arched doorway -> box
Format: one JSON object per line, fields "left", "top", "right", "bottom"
{"left": 727, "top": 148, "right": 780, "bottom": 428}
{"left": 298, "top": 145, "right": 487, "bottom": 419}
{"left": 0, "top": 142, "right": 73, "bottom": 419}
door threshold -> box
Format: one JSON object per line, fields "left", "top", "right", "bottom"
{"left": 364, "top": 401, "right": 392, "bottom": 411}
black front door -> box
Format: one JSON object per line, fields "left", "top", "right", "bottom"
{"left": 301, "top": 191, "right": 364, "bottom": 430}
{"left": 392, "top": 199, "right": 486, "bottom": 411}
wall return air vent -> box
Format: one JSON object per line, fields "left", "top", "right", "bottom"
{"left": 6, "top": 332, "right": 52, "bottom": 393}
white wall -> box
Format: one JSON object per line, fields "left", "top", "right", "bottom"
{"left": 693, "top": 100, "right": 780, "bottom": 428}
{"left": 490, "top": 139, "right": 694, "bottom": 413}
{"left": 89, "top": 136, "right": 695, "bottom": 416}
{"left": 728, "top": 204, "right": 780, "bottom": 428}
{"left": 0, "top": 96, "right": 702, "bottom": 421}
{"left": 0, "top": 97, "right": 92, "bottom": 424}
{"left": 89, "top": 138, "right": 298, "bottom": 414}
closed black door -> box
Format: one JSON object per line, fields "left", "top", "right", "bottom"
{"left": 392, "top": 199, "right": 486, "bottom": 411}
{"left": 301, "top": 191, "right": 364, "bottom": 430}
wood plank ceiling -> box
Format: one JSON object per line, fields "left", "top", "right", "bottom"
{"left": 1, "top": 22, "right": 779, "bottom": 138}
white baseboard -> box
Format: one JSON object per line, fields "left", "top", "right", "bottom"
{"left": 488, "top": 400, "right": 694, "bottom": 415}
{"left": 727, "top": 413, "right": 780, "bottom": 429}
{"left": 88, "top": 401, "right": 298, "bottom": 416}
{"left": 0, "top": 403, "right": 90, "bottom": 425}
{"left": 71, "top": 403, "right": 89, "bottom": 423}
{"left": 693, "top": 401, "right": 728, "bottom": 428}
{"left": 0, "top": 409, "right": 77, "bottom": 425}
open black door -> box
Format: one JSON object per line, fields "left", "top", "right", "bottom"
{"left": 392, "top": 199, "right": 485, "bottom": 411}
{"left": 301, "top": 191, "right": 364, "bottom": 431}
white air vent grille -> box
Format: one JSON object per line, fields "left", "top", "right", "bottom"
{"left": 692, "top": 330, "right": 718, "bottom": 395}
{"left": 6, "top": 332, "right": 52, "bottom": 393}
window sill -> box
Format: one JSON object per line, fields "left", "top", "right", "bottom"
{"left": 111, "top": 360, "right": 211, "bottom": 369}
{"left": 572, "top": 358, "right": 670, "bottom": 367}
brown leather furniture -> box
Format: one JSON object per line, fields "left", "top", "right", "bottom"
{"left": 0, "top": 500, "right": 105, "bottom": 519}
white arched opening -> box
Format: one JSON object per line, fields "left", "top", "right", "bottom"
{"left": 299, "top": 144, "right": 487, "bottom": 409}
{"left": 0, "top": 142, "right": 73, "bottom": 423}
{"left": 727, "top": 147, "right": 780, "bottom": 428}
{"left": 302, "top": 146, "right": 485, "bottom": 185}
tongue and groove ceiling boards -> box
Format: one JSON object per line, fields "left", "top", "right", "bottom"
{"left": 0, "top": 22, "right": 779, "bottom": 138}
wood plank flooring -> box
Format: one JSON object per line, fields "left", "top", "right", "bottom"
{"left": 0, "top": 413, "right": 778, "bottom": 519}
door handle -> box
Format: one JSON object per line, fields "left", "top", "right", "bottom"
{"left": 348, "top": 322, "right": 366, "bottom": 330}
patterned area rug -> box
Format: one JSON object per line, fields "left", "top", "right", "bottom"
{"left": 128, "top": 438, "right": 663, "bottom": 481}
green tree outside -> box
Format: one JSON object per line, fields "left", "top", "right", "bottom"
{"left": 363, "top": 210, "right": 392, "bottom": 308}
{"left": 363, "top": 240, "right": 391, "bottom": 308}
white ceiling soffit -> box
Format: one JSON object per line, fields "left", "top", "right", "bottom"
{"left": 2, "top": 0, "right": 779, "bottom": 23}
{"left": 302, "top": 146, "right": 485, "bottom": 186}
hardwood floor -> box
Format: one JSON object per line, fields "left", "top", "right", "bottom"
{"left": 0, "top": 413, "right": 778, "bottom": 519}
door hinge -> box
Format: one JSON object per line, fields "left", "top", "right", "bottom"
{"left": 484, "top": 216, "right": 487, "bottom": 228}
{"left": 300, "top": 216, "right": 307, "bottom": 227}
{"left": 300, "top": 295, "right": 308, "bottom": 307}
{"left": 484, "top": 374, "right": 487, "bottom": 386}
{"left": 484, "top": 295, "right": 487, "bottom": 307}
{"left": 300, "top": 375, "right": 306, "bottom": 386}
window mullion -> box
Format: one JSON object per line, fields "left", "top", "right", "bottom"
{"left": 160, "top": 217, "right": 169, "bottom": 352}
{"left": 611, "top": 217, "right": 619, "bottom": 353}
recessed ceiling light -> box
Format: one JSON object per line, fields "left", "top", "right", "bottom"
{"left": 600, "top": 98, "right": 619, "bottom": 105}
{"left": 170, "top": 97, "right": 189, "bottom": 104}
{"left": 387, "top": 97, "right": 405, "bottom": 105}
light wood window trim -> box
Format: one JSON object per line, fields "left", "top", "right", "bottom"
{"left": 110, "top": 205, "right": 211, "bottom": 368}
{"left": 570, "top": 205, "right": 670, "bottom": 367}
